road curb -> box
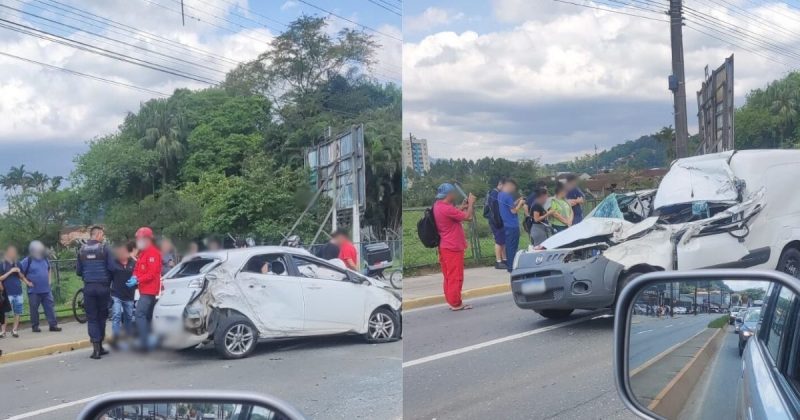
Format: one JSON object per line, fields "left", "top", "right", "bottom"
{"left": 0, "top": 339, "right": 92, "bottom": 364}
{"left": 404, "top": 283, "right": 510, "bottom": 309}
{"left": 647, "top": 327, "right": 725, "bottom": 419}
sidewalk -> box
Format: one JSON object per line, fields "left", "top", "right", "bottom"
{"left": 0, "top": 321, "right": 91, "bottom": 364}
{"left": 404, "top": 266, "right": 511, "bottom": 309}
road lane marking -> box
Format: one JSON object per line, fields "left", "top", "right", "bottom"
{"left": 8, "top": 395, "right": 97, "bottom": 419}
{"left": 636, "top": 329, "right": 654, "bottom": 335}
{"left": 402, "top": 312, "right": 602, "bottom": 368}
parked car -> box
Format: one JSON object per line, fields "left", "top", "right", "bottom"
{"left": 737, "top": 307, "right": 762, "bottom": 356}
{"left": 512, "top": 150, "right": 800, "bottom": 318}
{"left": 672, "top": 306, "right": 687, "bottom": 314}
{"left": 734, "top": 309, "right": 747, "bottom": 334}
{"left": 153, "top": 246, "right": 402, "bottom": 359}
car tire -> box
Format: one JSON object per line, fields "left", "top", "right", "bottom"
{"left": 364, "top": 307, "right": 400, "bottom": 343}
{"left": 214, "top": 314, "right": 259, "bottom": 360}
{"left": 777, "top": 247, "right": 800, "bottom": 278}
{"left": 536, "top": 309, "right": 574, "bottom": 319}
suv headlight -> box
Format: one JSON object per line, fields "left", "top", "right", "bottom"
{"left": 742, "top": 330, "right": 753, "bottom": 337}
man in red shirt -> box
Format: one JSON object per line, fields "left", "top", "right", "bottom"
{"left": 332, "top": 229, "right": 359, "bottom": 271}
{"left": 433, "top": 183, "right": 476, "bottom": 311}
{"left": 128, "top": 226, "right": 162, "bottom": 350}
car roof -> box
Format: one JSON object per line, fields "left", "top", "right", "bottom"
{"left": 182, "top": 246, "right": 314, "bottom": 264}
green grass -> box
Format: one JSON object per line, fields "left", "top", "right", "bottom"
{"left": 403, "top": 206, "right": 525, "bottom": 270}
{"left": 707, "top": 315, "right": 729, "bottom": 329}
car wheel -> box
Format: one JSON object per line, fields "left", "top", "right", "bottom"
{"left": 536, "top": 309, "right": 574, "bottom": 319}
{"left": 777, "top": 247, "right": 800, "bottom": 278}
{"left": 214, "top": 315, "right": 259, "bottom": 359}
{"left": 365, "top": 307, "right": 399, "bottom": 343}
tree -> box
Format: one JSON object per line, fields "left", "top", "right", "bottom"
{"left": 137, "top": 99, "right": 187, "bottom": 185}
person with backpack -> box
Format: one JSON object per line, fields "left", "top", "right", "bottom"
{"left": 76, "top": 225, "right": 114, "bottom": 359}
{"left": 20, "top": 240, "right": 61, "bottom": 333}
{"left": 484, "top": 178, "right": 507, "bottom": 270}
{"left": 433, "top": 183, "right": 476, "bottom": 311}
{"left": 528, "top": 188, "right": 554, "bottom": 246}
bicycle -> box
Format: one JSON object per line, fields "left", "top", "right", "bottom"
{"left": 72, "top": 287, "right": 87, "bottom": 323}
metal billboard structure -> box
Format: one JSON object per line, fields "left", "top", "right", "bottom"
{"left": 303, "top": 124, "right": 366, "bottom": 261}
{"left": 696, "top": 54, "right": 734, "bottom": 155}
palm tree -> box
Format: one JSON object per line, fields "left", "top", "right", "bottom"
{"left": 138, "top": 99, "right": 186, "bottom": 185}
{"left": 28, "top": 171, "right": 50, "bottom": 193}
{"left": 769, "top": 84, "right": 799, "bottom": 147}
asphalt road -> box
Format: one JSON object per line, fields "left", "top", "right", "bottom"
{"left": 0, "top": 336, "right": 401, "bottom": 420}
{"left": 402, "top": 293, "right": 637, "bottom": 420}
{"left": 680, "top": 324, "right": 741, "bottom": 419}
{"left": 629, "top": 313, "right": 717, "bottom": 370}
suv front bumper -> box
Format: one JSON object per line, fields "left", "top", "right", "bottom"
{"left": 511, "top": 252, "right": 624, "bottom": 311}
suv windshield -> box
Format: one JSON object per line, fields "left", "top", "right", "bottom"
{"left": 745, "top": 309, "right": 761, "bottom": 322}
{"left": 166, "top": 257, "right": 219, "bottom": 279}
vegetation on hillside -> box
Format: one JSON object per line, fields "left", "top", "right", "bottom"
{"left": 0, "top": 16, "right": 401, "bottom": 250}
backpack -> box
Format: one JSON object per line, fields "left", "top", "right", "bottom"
{"left": 523, "top": 216, "right": 534, "bottom": 234}
{"left": 417, "top": 207, "right": 440, "bottom": 248}
{"left": 483, "top": 190, "right": 503, "bottom": 229}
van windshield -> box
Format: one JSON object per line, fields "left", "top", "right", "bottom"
{"left": 166, "top": 257, "right": 219, "bottom": 279}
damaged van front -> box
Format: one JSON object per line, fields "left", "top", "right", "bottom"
{"left": 511, "top": 150, "right": 793, "bottom": 319}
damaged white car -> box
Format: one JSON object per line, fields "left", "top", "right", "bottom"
{"left": 153, "top": 246, "right": 402, "bottom": 359}
{"left": 512, "top": 150, "right": 800, "bottom": 319}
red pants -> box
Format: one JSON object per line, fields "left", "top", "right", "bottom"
{"left": 439, "top": 248, "right": 465, "bottom": 308}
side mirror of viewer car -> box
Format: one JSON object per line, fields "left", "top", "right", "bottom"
{"left": 613, "top": 269, "right": 800, "bottom": 420}
{"left": 78, "top": 390, "right": 306, "bottom": 420}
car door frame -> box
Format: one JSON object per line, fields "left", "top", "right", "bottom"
{"left": 750, "top": 285, "right": 800, "bottom": 419}
{"left": 284, "top": 253, "right": 368, "bottom": 334}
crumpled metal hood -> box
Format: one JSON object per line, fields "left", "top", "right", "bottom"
{"left": 654, "top": 151, "right": 738, "bottom": 209}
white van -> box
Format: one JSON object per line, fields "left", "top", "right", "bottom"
{"left": 511, "top": 150, "right": 800, "bottom": 318}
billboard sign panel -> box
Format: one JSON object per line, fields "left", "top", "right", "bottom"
{"left": 305, "top": 124, "right": 366, "bottom": 213}
{"left": 696, "top": 55, "right": 734, "bottom": 155}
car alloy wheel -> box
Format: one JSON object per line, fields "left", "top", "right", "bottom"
{"left": 224, "top": 324, "right": 255, "bottom": 356}
{"left": 368, "top": 311, "right": 395, "bottom": 340}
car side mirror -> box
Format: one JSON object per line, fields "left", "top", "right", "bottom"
{"left": 78, "top": 390, "right": 306, "bottom": 420}
{"left": 613, "top": 269, "right": 800, "bottom": 420}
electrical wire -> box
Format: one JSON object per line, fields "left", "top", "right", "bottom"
{"left": 295, "top": 0, "right": 402, "bottom": 42}
{"left": 0, "top": 50, "right": 169, "bottom": 96}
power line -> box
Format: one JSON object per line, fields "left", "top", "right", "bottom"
{"left": 0, "top": 3, "right": 228, "bottom": 78}
{"left": 552, "top": 0, "right": 669, "bottom": 21}
{"left": 0, "top": 50, "right": 169, "bottom": 96}
{"left": 35, "top": 0, "right": 240, "bottom": 67}
{"left": 366, "top": 0, "right": 402, "bottom": 16}
{"left": 295, "top": 0, "right": 402, "bottom": 42}
{"left": 0, "top": 18, "right": 219, "bottom": 84}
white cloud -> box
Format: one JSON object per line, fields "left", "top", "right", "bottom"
{"left": 404, "top": 1, "right": 800, "bottom": 162}
{"left": 404, "top": 7, "right": 465, "bottom": 33}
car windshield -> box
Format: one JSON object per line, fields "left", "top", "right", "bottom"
{"left": 745, "top": 309, "right": 761, "bottom": 322}
{"left": 166, "top": 257, "right": 219, "bottom": 279}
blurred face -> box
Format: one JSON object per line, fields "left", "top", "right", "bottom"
{"left": 114, "top": 246, "right": 130, "bottom": 261}
{"left": 136, "top": 238, "right": 150, "bottom": 250}
{"left": 536, "top": 193, "right": 548, "bottom": 205}
{"left": 5, "top": 246, "right": 17, "bottom": 260}
{"left": 160, "top": 239, "right": 174, "bottom": 253}
{"left": 188, "top": 242, "right": 199, "bottom": 254}
{"left": 502, "top": 183, "right": 517, "bottom": 194}
{"left": 446, "top": 191, "right": 458, "bottom": 202}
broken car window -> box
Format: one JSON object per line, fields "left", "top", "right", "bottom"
{"left": 294, "top": 257, "right": 348, "bottom": 282}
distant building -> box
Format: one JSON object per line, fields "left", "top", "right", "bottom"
{"left": 403, "top": 135, "right": 430, "bottom": 175}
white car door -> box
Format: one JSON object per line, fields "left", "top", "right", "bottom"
{"left": 237, "top": 254, "right": 304, "bottom": 334}
{"left": 292, "top": 255, "right": 367, "bottom": 333}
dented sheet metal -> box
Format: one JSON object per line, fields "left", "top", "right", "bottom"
{"left": 654, "top": 152, "right": 738, "bottom": 209}
{"left": 540, "top": 218, "right": 632, "bottom": 249}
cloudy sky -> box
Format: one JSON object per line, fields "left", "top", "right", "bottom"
{"left": 0, "top": 0, "right": 401, "bottom": 178}
{"left": 403, "top": 0, "right": 800, "bottom": 163}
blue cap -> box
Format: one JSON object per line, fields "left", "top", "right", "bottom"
{"left": 436, "top": 183, "right": 455, "bottom": 199}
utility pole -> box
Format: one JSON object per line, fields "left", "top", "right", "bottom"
{"left": 669, "top": 0, "right": 689, "bottom": 158}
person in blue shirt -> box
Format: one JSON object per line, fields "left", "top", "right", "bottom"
{"left": 20, "top": 240, "right": 61, "bottom": 333}
{"left": 484, "top": 178, "right": 507, "bottom": 269}
{"left": 0, "top": 245, "right": 33, "bottom": 338}
{"left": 497, "top": 179, "right": 525, "bottom": 273}
{"left": 563, "top": 174, "right": 586, "bottom": 224}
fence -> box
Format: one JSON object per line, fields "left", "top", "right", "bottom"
{"left": 403, "top": 198, "right": 604, "bottom": 270}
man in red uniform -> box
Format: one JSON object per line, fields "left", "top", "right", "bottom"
{"left": 433, "top": 183, "right": 476, "bottom": 311}
{"left": 128, "top": 227, "right": 162, "bottom": 350}
{"left": 332, "top": 229, "right": 359, "bottom": 271}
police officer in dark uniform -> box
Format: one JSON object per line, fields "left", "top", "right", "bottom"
{"left": 76, "top": 225, "right": 114, "bottom": 360}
